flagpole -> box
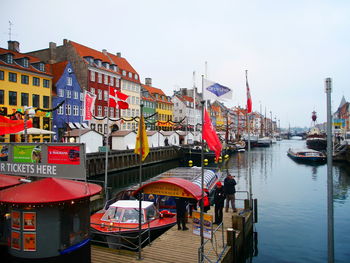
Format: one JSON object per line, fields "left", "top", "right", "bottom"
{"left": 104, "top": 87, "right": 110, "bottom": 201}
{"left": 200, "top": 75, "right": 205, "bottom": 262}
{"left": 138, "top": 104, "right": 144, "bottom": 260}
{"left": 246, "top": 70, "right": 253, "bottom": 206}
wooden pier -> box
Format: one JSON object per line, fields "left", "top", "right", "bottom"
{"left": 91, "top": 202, "right": 255, "bottom": 263}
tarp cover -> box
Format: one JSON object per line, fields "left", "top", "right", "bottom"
{"left": 0, "top": 174, "right": 23, "bottom": 189}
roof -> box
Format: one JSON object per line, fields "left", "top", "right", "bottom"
{"left": 51, "top": 60, "right": 68, "bottom": 86}
{"left": 160, "top": 131, "right": 177, "bottom": 136}
{"left": 64, "top": 129, "right": 103, "bottom": 137}
{"left": 0, "top": 174, "right": 23, "bottom": 189}
{"left": 0, "top": 47, "right": 52, "bottom": 76}
{"left": 133, "top": 177, "right": 203, "bottom": 200}
{"left": 110, "top": 200, "right": 153, "bottom": 209}
{"left": 111, "top": 130, "right": 136, "bottom": 137}
{"left": 0, "top": 177, "right": 102, "bottom": 204}
{"left": 142, "top": 84, "right": 172, "bottom": 104}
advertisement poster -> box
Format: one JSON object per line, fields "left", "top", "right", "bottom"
{"left": 13, "top": 145, "right": 42, "bottom": 163}
{"left": 11, "top": 210, "right": 21, "bottom": 230}
{"left": 11, "top": 231, "right": 21, "bottom": 250}
{"left": 23, "top": 212, "right": 36, "bottom": 231}
{"left": 48, "top": 146, "right": 80, "bottom": 165}
{"left": 0, "top": 144, "right": 8, "bottom": 161}
{"left": 23, "top": 233, "right": 36, "bottom": 251}
{"left": 192, "top": 211, "right": 213, "bottom": 239}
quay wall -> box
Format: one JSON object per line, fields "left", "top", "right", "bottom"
{"left": 86, "top": 146, "right": 182, "bottom": 177}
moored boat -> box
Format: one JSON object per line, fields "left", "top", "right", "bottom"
{"left": 287, "top": 148, "right": 326, "bottom": 164}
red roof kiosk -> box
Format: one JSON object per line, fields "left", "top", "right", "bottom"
{"left": 0, "top": 178, "right": 101, "bottom": 262}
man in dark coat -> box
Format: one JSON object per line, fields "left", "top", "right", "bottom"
{"left": 175, "top": 197, "right": 189, "bottom": 230}
{"left": 224, "top": 173, "right": 237, "bottom": 212}
{"left": 213, "top": 181, "right": 226, "bottom": 224}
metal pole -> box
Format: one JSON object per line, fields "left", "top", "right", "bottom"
{"left": 138, "top": 104, "right": 144, "bottom": 260}
{"left": 325, "top": 78, "right": 334, "bottom": 263}
{"left": 200, "top": 76, "right": 205, "bottom": 262}
{"left": 104, "top": 88, "right": 110, "bottom": 201}
{"left": 246, "top": 70, "right": 252, "bottom": 206}
{"left": 24, "top": 110, "right": 28, "bottom": 143}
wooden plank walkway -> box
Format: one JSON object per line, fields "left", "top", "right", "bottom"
{"left": 91, "top": 207, "right": 241, "bottom": 263}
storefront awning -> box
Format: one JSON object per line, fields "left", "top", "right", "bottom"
{"left": 67, "top": 122, "right": 76, "bottom": 129}
{"left": 74, "top": 122, "right": 81, "bottom": 128}
{"left": 81, "top": 123, "right": 89, "bottom": 129}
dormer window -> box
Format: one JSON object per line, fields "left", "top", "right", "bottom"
{"left": 95, "top": 59, "right": 102, "bottom": 67}
{"left": 23, "top": 58, "right": 29, "bottom": 68}
{"left": 122, "top": 70, "right": 126, "bottom": 76}
{"left": 39, "top": 63, "right": 45, "bottom": 71}
{"left": 103, "top": 62, "right": 110, "bottom": 69}
{"left": 135, "top": 74, "right": 138, "bottom": 80}
{"left": 128, "top": 72, "right": 132, "bottom": 78}
{"left": 7, "top": 54, "right": 13, "bottom": 64}
{"left": 112, "top": 65, "right": 118, "bottom": 72}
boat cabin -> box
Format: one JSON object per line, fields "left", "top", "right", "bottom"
{"left": 101, "top": 200, "right": 158, "bottom": 224}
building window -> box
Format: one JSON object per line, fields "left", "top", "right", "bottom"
{"left": 66, "top": 104, "right": 71, "bottom": 115}
{"left": 98, "top": 73, "right": 102, "bottom": 83}
{"left": 43, "top": 96, "right": 49, "bottom": 108}
{"left": 21, "top": 93, "right": 29, "bottom": 106}
{"left": 91, "top": 123, "right": 96, "bottom": 130}
{"left": 43, "top": 79, "right": 49, "bottom": 88}
{"left": 21, "top": 75, "right": 29, "bottom": 84}
{"left": 66, "top": 90, "right": 71, "bottom": 98}
{"left": 57, "top": 105, "right": 63, "bottom": 115}
{"left": 32, "top": 117, "right": 40, "bottom": 128}
{"left": 7, "top": 54, "right": 13, "bottom": 64}
{"left": 97, "top": 106, "right": 102, "bottom": 116}
{"left": 33, "top": 77, "right": 40, "bottom": 86}
{"left": 23, "top": 58, "right": 29, "bottom": 68}
{"left": 67, "top": 77, "right": 72, "bottom": 86}
{"left": 32, "top": 94, "right": 39, "bottom": 107}
{"left": 74, "top": 91, "right": 78, "bottom": 99}
{"left": 110, "top": 107, "right": 114, "bottom": 118}
{"left": 104, "top": 75, "right": 108, "bottom": 85}
{"left": 97, "top": 124, "right": 102, "bottom": 133}
{"left": 104, "top": 90, "right": 108, "bottom": 101}
{"left": 90, "top": 87, "right": 95, "bottom": 94}
{"left": 135, "top": 74, "right": 138, "bottom": 80}
{"left": 39, "top": 63, "right": 45, "bottom": 71}
{"left": 90, "top": 71, "right": 95, "bottom": 81}
{"left": 104, "top": 106, "right": 108, "bottom": 117}
{"left": 80, "top": 92, "right": 83, "bottom": 101}
{"left": 0, "top": 71, "right": 4, "bottom": 80}
{"left": 0, "top": 90, "right": 4, "bottom": 104}
{"left": 9, "top": 72, "right": 17, "bottom": 82}
{"left": 104, "top": 124, "right": 107, "bottom": 134}
{"left": 122, "top": 70, "right": 126, "bottom": 76}
{"left": 9, "top": 91, "right": 17, "bottom": 105}
{"left": 115, "top": 78, "right": 119, "bottom": 87}
{"left": 110, "top": 77, "right": 114, "bottom": 86}
{"left": 58, "top": 89, "right": 64, "bottom": 97}
{"left": 73, "top": 105, "right": 79, "bottom": 116}
{"left": 98, "top": 89, "right": 102, "bottom": 100}
{"left": 116, "top": 109, "right": 119, "bottom": 118}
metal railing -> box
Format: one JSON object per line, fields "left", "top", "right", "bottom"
{"left": 90, "top": 222, "right": 151, "bottom": 251}
{"left": 198, "top": 222, "right": 227, "bottom": 263}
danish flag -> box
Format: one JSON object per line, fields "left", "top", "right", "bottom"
{"left": 109, "top": 87, "right": 129, "bottom": 109}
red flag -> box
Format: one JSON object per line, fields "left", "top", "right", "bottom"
{"left": 246, "top": 71, "right": 252, "bottom": 113}
{"left": 203, "top": 109, "right": 222, "bottom": 161}
{"left": 109, "top": 87, "right": 129, "bottom": 109}
{"left": 0, "top": 115, "right": 33, "bottom": 135}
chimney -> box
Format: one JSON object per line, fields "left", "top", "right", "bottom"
{"left": 116, "top": 52, "right": 121, "bottom": 57}
{"left": 8, "top": 40, "right": 20, "bottom": 52}
{"left": 102, "top": 49, "right": 107, "bottom": 55}
{"left": 145, "top": 78, "right": 152, "bottom": 86}
{"left": 63, "top": 39, "right": 68, "bottom": 45}
{"left": 48, "top": 42, "right": 57, "bottom": 64}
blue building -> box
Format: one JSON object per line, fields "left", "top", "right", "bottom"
{"left": 52, "top": 61, "right": 88, "bottom": 141}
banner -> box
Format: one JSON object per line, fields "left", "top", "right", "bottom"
{"left": 13, "top": 145, "right": 42, "bottom": 163}
{"left": 203, "top": 79, "right": 232, "bottom": 101}
{"left": 48, "top": 146, "right": 80, "bottom": 165}
{"left": 83, "top": 90, "right": 96, "bottom": 121}
{"left": 192, "top": 211, "right": 213, "bottom": 239}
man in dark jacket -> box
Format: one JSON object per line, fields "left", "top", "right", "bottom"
{"left": 224, "top": 173, "right": 237, "bottom": 212}
{"left": 175, "top": 197, "right": 189, "bottom": 230}
{"left": 213, "top": 181, "right": 226, "bottom": 224}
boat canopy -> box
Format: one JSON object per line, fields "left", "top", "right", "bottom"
{"left": 192, "top": 169, "right": 217, "bottom": 189}
{"left": 133, "top": 177, "right": 203, "bottom": 200}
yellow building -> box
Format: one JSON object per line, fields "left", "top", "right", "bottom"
{"left": 0, "top": 41, "right": 52, "bottom": 142}
{"left": 143, "top": 82, "right": 173, "bottom": 131}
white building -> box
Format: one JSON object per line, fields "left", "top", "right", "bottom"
{"left": 63, "top": 129, "right": 104, "bottom": 153}
{"left": 111, "top": 130, "right": 137, "bottom": 150}
{"left": 161, "top": 131, "right": 180, "bottom": 146}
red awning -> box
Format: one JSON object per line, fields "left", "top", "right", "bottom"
{"left": 0, "top": 177, "right": 102, "bottom": 204}
{"left": 133, "top": 177, "right": 203, "bottom": 200}
{"left": 0, "top": 174, "right": 23, "bottom": 189}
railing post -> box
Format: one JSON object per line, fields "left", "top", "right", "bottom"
{"left": 227, "top": 228, "right": 236, "bottom": 262}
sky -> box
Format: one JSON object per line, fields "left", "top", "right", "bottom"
{"left": 1, "top": 0, "right": 350, "bottom": 128}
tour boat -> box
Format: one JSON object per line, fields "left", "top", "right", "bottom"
{"left": 90, "top": 200, "right": 176, "bottom": 249}
{"left": 306, "top": 111, "right": 327, "bottom": 151}
{"left": 287, "top": 148, "right": 326, "bottom": 164}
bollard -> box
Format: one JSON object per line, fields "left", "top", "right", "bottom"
{"left": 227, "top": 228, "right": 237, "bottom": 262}
{"left": 253, "top": 199, "right": 258, "bottom": 223}
{"left": 244, "top": 199, "right": 250, "bottom": 210}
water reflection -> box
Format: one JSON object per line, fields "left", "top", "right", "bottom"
{"left": 333, "top": 163, "right": 350, "bottom": 204}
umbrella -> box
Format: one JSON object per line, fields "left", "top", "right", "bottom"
{"left": 15, "top": 128, "right": 56, "bottom": 135}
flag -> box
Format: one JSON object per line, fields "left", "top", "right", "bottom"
{"left": 83, "top": 90, "right": 96, "bottom": 121}
{"left": 202, "top": 109, "right": 222, "bottom": 161}
{"left": 0, "top": 115, "right": 33, "bottom": 135}
{"left": 109, "top": 87, "right": 129, "bottom": 109}
{"left": 246, "top": 71, "right": 252, "bottom": 113}
{"left": 203, "top": 79, "right": 232, "bottom": 101}
{"left": 134, "top": 115, "right": 149, "bottom": 161}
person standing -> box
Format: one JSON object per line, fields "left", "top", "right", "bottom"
{"left": 175, "top": 197, "right": 189, "bottom": 230}
{"left": 213, "top": 182, "right": 226, "bottom": 224}
{"left": 224, "top": 173, "right": 237, "bottom": 212}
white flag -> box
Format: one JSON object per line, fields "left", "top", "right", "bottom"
{"left": 203, "top": 79, "right": 232, "bottom": 101}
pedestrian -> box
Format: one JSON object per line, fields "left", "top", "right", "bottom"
{"left": 224, "top": 173, "right": 237, "bottom": 212}
{"left": 203, "top": 188, "right": 210, "bottom": 213}
{"left": 213, "top": 181, "right": 226, "bottom": 224}
{"left": 175, "top": 197, "right": 189, "bottom": 230}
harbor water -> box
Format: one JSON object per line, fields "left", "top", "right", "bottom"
{"left": 104, "top": 139, "right": 350, "bottom": 262}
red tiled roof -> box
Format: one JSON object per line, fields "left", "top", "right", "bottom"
{"left": 51, "top": 61, "right": 68, "bottom": 86}
{"left": 0, "top": 47, "right": 52, "bottom": 76}
{"left": 143, "top": 84, "right": 172, "bottom": 104}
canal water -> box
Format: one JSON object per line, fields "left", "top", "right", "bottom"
{"left": 227, "top": 139, "right": 350, "bottom": 263}
{"left": 105, "top": 139, "right": 350, "bottom": 262}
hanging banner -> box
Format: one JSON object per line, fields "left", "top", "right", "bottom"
{"left": 83, "top": 90, "right": 96, "bottom": 121}
{"left": 192, "top": 211, "right": 213, "bottom": 240}
{"left": 47, "top": 146, "right": 80, "bottom": 165}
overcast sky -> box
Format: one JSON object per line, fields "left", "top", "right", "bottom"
{"left": 1, "top": 0, "right": 349, "bottom": 128}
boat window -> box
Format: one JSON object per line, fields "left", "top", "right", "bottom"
{"left": 120, "top": 208, "right": 144, "bottom": 223}
{"left": 101, "top": 207, "right": 123, "bottom": 222}
{"left": 146, "top": 205, "right": 158, "bottom": 221}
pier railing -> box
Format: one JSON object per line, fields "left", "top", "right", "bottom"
{"left": 90, "top": 222, "right": 151, "bottom": 251}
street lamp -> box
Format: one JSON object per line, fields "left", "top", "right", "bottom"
{"left": 24, "top": 106, "right": 35, "bottom": 142}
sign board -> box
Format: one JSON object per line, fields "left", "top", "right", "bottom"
{"left": 0, "top": 143, "right": 86, "bottom": 180}
{"left": 333, "top": 119, "right": 345, "bottom": 128}
{"left": 142, "top": 182, "right": 193, "bottom": 198}
{"left": 192, "top": 211, "right": 213, "bottom": 239}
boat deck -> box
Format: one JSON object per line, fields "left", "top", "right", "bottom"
{"left": 91, "top": 207, "right": 237, "bottom": 263}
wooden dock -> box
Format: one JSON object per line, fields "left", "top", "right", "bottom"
{"left": 91, "top": 204, "right": 254, "bottom": 263}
